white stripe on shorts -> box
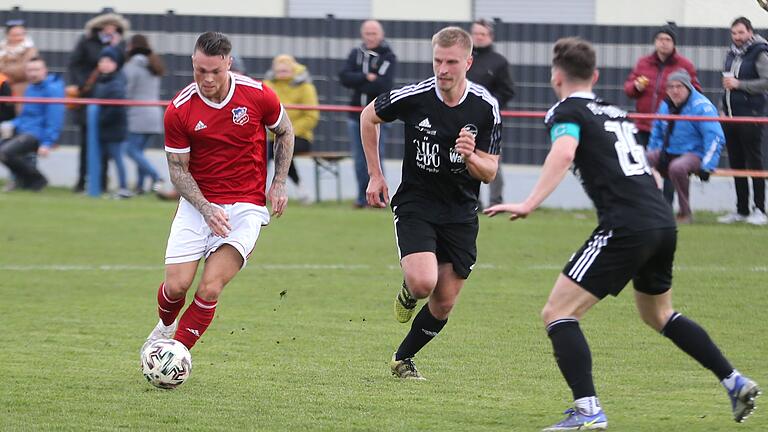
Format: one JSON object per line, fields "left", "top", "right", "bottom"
{"left": 568, "top": 230, "right": 613, "bottom": 282}
{"left": 392, "top": 214, "right": 402, "bottom": 260}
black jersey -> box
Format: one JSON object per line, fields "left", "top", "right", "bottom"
{"left": 544, "top": 92, "right": 675, "bottom": 231}
{"left": 375, "top": 77, "right": 501, "bottom": 222}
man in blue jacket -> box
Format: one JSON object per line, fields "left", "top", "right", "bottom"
{"left": 647, "top": 69, "right": 724, "bottom": 223}
{"left": 0, "top": 57, "right": 65, "bottom": 191}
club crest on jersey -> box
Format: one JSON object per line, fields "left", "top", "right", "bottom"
{"left": 232, "top": 107, "right": 249, "bottom": 126}
{"left": 462, "top": 124, "right": 478, "bottom": 137}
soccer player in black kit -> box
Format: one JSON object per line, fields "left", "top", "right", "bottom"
{"left": 360, "top": 26, "right": 501, "bottom": 380}
{"left": 486, "top": 37, "right": 760, "bottom": 431}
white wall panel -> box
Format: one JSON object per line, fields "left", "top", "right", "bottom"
{"left": 596, "top": 0, "right": 768, "bottom": 27}
{"left": 7, "top": 0, "right": 286, "bottom": 17}
{"left": 372, "top": 0, "right": 471, "bottom": 21}
{"left": 475, "top": 0, "right": 595, "bottom": 24}
{"left": 288, "top": 0, "right": 370, "bottom": 19}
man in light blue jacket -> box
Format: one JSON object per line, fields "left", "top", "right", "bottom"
{"left": 0, "top": 56, "right": 65, "bottom": 191}
{"left": 647, "top": 69, "right": 724, "bottom": 223}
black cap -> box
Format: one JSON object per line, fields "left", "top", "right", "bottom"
{"left": 654, "top": 23, "right": 677, "bottom": 45}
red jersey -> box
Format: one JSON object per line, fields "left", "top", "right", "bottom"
{"left": 164, "top": 72, "right": 283, "bottom": 205}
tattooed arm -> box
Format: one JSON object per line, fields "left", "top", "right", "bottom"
{"left": 166, "top": 152, "right": 231, "bottom": 237}
{"left": 267, "top": 113, "right": 295, "bottom": 217}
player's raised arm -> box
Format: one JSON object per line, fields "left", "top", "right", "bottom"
{"left": 268, "top": 113, "right": 295, "bottom": 217}
{"left": 360, "top": 101, "right": 389, "bottom": 208}
{"left": 455, "top": 128, "right": 499, "bottom": 183}
{"left": 166, "top": 151, "right": 231, "bottom": 236}
{"left": 484, "top": 135, "right": 576, "bottom": 219}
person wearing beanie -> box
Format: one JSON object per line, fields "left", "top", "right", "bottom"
{"left": 624, "top": 22, "right": 701, "bottom": 206}
{"left": 66, "top": 9, "right": 129, "bottom": 193}
{"left": 92, "top": 45, "right": 131, "bottom": 198}
{"left": 719, "top": 16, "right": 768, "bottom": 226}
{"left": 646, "top": 69, "right": 725, "bottom": 223}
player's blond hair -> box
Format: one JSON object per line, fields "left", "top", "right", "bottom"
{"left": 431, "top": 26, "right": 473, "bottom": 56}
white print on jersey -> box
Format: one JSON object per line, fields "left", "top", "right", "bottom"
{"left": 194, "top": 120, "right": 207, "bottom": 131}
{"left": 415, "top": 138, "right": 440, "bottom": 173}
{"left": 604, "top": 120, "right": 651, "bottom": 177}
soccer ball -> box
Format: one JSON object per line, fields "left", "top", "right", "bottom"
{"left": 759, "top": 0, "right": 768, "bottom": 12}
{"left": 140, "top": 338, "right": 192, "bottom": 389}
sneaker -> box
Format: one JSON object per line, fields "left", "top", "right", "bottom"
{"left": 729, "top": 376, "right": 761, "bottom": 422}
{"left": 140, "top": 319, "right": 178, "bottom": 356}
{"left": 150, "top": 180, "right": 165, "bottom": 194}
{"left": 542, "top": 408, "right": 608, "bottom": 431}
{"left": 390, "top": 352, "right": 426, "bottom": 380}
{"left": 394, "top": 283, "right": 417, "bottom": 323}
{"left": 113, "top": 188, "right": 134, "bottom": 199}
{"left": 746, "top": 209, "right": 768, "bottom": 226}
{"left": 717, "top": 212, "right": 748, "bottom": 224}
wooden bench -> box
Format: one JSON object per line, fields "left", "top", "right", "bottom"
{"left": 712, "top": 168, "right": 768, "bottom": 178}
{"left": 295, "top": 151, "right": 351, "bottom": 202}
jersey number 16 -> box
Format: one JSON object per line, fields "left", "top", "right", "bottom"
{"left": 604, "top": 120, "right": 651, "bottom": 177}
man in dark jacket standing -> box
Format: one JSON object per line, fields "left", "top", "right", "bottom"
{"left": 719, "top": 16, "right": 768, "bottom": 226}
{"left": 467, "top": 19, "right": 514, "bottom": 207}
{"left": 339, "top": 20, "right": 397, "bottom": 208}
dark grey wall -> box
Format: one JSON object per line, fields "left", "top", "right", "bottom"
{"left": 0, "top": 8, "right": 738, "bottom": 165}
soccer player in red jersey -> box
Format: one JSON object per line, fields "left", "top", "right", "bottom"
{"left": 140, "top": 32, "right": 294, "bottom": 353}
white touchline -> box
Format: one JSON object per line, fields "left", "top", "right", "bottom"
{"left": 0, "top": 264, "right": 764, "bottom": 272}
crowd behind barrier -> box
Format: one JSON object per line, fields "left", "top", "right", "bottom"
{"left": 1, "top": 9, "right": 768, "bottom": 221}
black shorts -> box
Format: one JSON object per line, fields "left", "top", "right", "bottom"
{"left": 394, "top": 213, "right": 478, "bottom": 279}
{"left": 562, "top": 227, "right": 676, "bottom": 299}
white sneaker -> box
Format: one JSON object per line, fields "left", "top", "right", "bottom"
{"left": 717, "top": 212, "right": 748, "bottom": 224}
{"left": 140, "top": 319, "right": 177, "bottom": 356}
{"left": 746, "top": 209, "right": 768, "bottom": 226}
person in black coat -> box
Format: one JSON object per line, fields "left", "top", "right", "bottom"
{"left": 339, "top": 20, "right": 397, "bottom": 208}
{"left": 66, "top": 10, "right": 129, "bottom": 192}
{"left": 92, "top": 46, "right": 130, "bottom": 198}
{"left": 467, "top": 19, "right": 515, "bottom": 208}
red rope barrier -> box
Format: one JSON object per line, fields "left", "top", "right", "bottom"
{"left": 3, "top": 96, "right": 768, "bottom": 123}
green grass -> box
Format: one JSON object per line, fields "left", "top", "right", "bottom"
{"left": 0, "top": 188, "right": 766, "bottom": 431}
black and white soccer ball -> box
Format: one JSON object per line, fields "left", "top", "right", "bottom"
{"left": 759, "top": 0, "right": 768, "bottom": 12}
{"left": 140, "top": 338, "right": 192, "bottom": 389}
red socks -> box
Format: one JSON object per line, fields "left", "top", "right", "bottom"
{"left": 174, "top": 295, "right": 217, "bottom": 349}
{"left": 157, "top": 282, "right": 185, "bottom": 326}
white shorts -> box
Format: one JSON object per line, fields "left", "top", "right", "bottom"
{"left": 164, "top": 198, "right": 270, "bottom": 269}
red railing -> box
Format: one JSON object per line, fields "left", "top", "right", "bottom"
{"left": 3, "top": 96, "right": 768, "bottom": 124}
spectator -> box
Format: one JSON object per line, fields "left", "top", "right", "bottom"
{"left": 0, "top": 19, "right": 38, "bottom": 98}
{"left": 0, "top": 71, "right": 14, "bottom": 122}
{"left": 719, "top": 16, "right": 768, "bottom": 226}
{"left": 339, "top": 20, "right": 396, "bottom": 208}
{"left": 646, "top": 70, "right": 725, "bottom": 224}
{"left": 123, "top": 34, "right": 165, "bottom": 194}
{"left": 264, "top": 54, "right": 319, "bottom": 203}
{"left": 0, "top": 57, "right": 65, "bottom": 191}
{"left": 67, "top": 10, "right": 129, "bottom": 193}
{"left": 624, "top": 23, "right": 700, "bottom": 205}
{"left": 92, "top": 47, "right": 130, "bottom": 198}
{"left": 0, "top": 71, "right": 16, "bottom": 191}
{"left": 467, "top": 18, "right": 515, "bottom": 208}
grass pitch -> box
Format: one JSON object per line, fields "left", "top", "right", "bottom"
{"left": 0, "top": 188, "right": 766, "bottom": 431}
